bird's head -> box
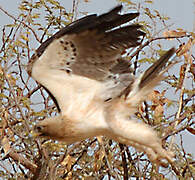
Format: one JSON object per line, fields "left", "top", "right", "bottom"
{"left": 33, "top": 116, "right": 66, "bottom": 141}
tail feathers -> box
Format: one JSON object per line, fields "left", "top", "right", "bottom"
{"left": 139, "top": 48, "right": 175, "bottom": 89}
{"left": 127, "top": 48, "right": 176, "bottom": 106}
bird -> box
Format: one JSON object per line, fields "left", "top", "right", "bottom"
{"left": 27, "top": 5, "right": 176, "bottom": 167}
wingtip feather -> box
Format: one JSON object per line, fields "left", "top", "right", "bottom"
{"left": 126, "top": 48, "right": 176, "bottom": 106}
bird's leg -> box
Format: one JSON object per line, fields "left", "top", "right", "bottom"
{"left": 112, "top": 135, "right": 172, "bottom": 167}
{"left": 105, "top": 100, "right": 174, "bottom": 165}
{"left": 112, "top": 135, "right": 158, "bottom": 161}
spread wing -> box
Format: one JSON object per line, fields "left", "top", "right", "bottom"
{"left": 28, "top": 5, "right": 145, "bottom": 111}
{"left": 30, "top": 5, "right": 144, "bottom": 79}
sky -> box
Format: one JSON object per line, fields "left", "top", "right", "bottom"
{"left": 0, "top": 0, "right": 194, "bottom": 160}
{"left": 0, "top": 0, "right": 194, "bottom": 32}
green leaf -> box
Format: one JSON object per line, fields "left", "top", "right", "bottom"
{"left": 5, "top": 24, "right": 17, "bottom": 27}
{"left": 157, "top": 49, "right": 167, "bottom": 57}
{"left": 138, "top": 57, "right": 156, "bottom": 63}
{"left": 145, "top": 0, "right": 153, "bottom": 4}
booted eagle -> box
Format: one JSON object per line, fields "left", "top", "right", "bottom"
{"left": 28, "top": 5, "right": 175, "bottom": 166}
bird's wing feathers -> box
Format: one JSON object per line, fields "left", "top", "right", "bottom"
{"left": 58, "top": 24, "right": 143, "bottom": 80}
{"left": 31, "top": 6, "right": 177, "bottom": 166}
{"left": 28, "top": 5, "right": 145, "bottom": 111}
{"left": 126, "top": 48, "right": 176, "bottom": 106}
{"left": 29, "top": 5, "right": 144, "bottom": 81}
{"left": 29, "top": 5, "right": 175, "bottom": 112}
{"left": 34, "top": 5, "right": 141, "bottom": 58}
{"left": 139, "top": 48, "right": 176, "bottom": 89}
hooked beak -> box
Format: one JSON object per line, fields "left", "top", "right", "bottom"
{"left": 32, "top": 124, "right": 46, "bottom": 138}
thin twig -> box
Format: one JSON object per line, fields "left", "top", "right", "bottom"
{"left": 71, "top": 0, "right": 79, "bottom": 22}
{"left": 180, "top": 135, "right": 195, "bottom": 178}
{"left": 1, "top": 138, "right": 37, "bottom": 173}
{"left": 119, "top": 144, "right": 129, "bottom": 180}
{"left": 98, "top": 138, "right": 121, "bottom": 180}
{"left": 169, "top": 55, "right": 192, "bottom": 151}
{"left": 0, "top": 5, "right": 40, "bottom": 42}
{"left": 129, "top": 34, "right": 192, "bottom": 59}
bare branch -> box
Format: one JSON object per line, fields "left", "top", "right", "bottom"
{"left": 0, "top": 5, "right": 40, "bottom": 42}
{"left": 119, "top": 144, "right": 129, "bottom": 180}
{"left": 129, "top": 34, "right": 192, "bottom": 58}
{"left": 1, "top": 138, "right": 37, "bottom": 173}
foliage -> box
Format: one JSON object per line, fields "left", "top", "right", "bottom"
{"left": 0, "top": 0, "right": 194, "bottom": 179}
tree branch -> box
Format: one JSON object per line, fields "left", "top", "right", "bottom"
{"left": 0, "top": 5, "right": 40, "bottom": 42}
{"left": 1, "top": 137, "right": 37, "bottom": 173}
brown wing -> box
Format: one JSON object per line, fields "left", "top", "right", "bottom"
{"left": 56, "top": 25, "right": 143, "bottom": 81}
{"left": 28, "top": 5, "right": 145, "bottom": 112}
{"left": 29, "top": 5, "right": 144, "bottom": 81}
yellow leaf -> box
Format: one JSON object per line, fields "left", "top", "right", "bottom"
{"left": 145, "top": 0, "right": 153, "bottom": 3}
{"left": 61, "top": 154, "right": 75, "bottom": 171}
{"left": 2, "top": 137, "right": 11, "bottom": 154}
{"left": 96, "top": 136, "right": 103, "bottom": 144}
{"left": 21, "top": 34, "right": 29, "bottom": 41}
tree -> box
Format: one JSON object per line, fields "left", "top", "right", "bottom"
{"left": 0, "top": 0, "right": 194, "bottom": 179}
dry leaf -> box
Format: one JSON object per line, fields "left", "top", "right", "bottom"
{"left": 183, "top": 53, "right": 191, "bottom": 62}
{"left": 176, "top": 39, "right": 192, "bottom": 57}
{"left": 94, "top": 150, "right": 105, "bottom": 172}
{"left": 147, "top": 90, "right": 161, "bottom": 104}
{"left": 96, "top": 136, "right": 103, "bottom": 144}
{"left": 2, "top": 136, "right": 11, "bottom": 154}
{"left": 154, "top": 104, "right": 164, "bottom": 124}
{"left": 176, "top": 64, "right": 186, "bottom": 91}
{"left": 1, "top": 110, "right": 8, "bottom": 137}
{"left": 7, "top": 74, "right": 17, "bottom": 86}
{"left": 61, "top": 154, "right": 75, "bottom": 171}
{"left": 163, "top": 30, "right": 186, "bottom": 40}
{"left": 190, "top": 63, "right": 195, "bottom": 80}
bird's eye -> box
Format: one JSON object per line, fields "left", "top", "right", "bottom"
{"left": 35, "top": 125, "right": 43, "bottom": 132}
